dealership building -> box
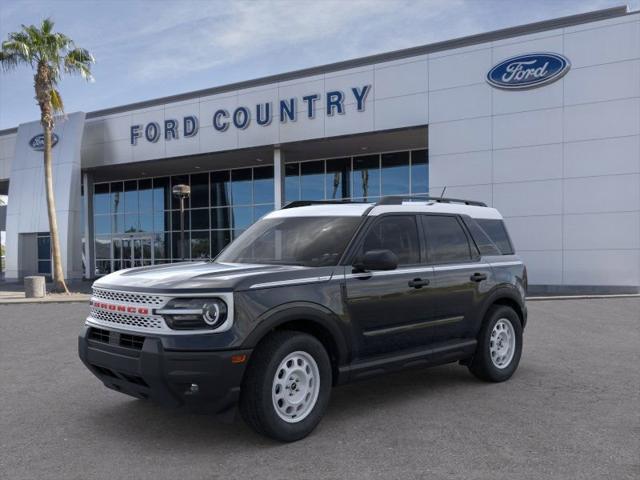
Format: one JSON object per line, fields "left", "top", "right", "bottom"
{"left": 0, "top": 5, "right": 639, "bottom": 293}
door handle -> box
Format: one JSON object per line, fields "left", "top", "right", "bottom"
{"left": 408, "top": 278, "right": 430, "bottom": 288}
{"left": 470, "top": 272, "right": 488, "bottom": 282}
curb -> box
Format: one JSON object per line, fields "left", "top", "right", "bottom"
{"left": 0, "top": 295, "right": 90, "bottom": 305}
{"left": 527, "top": 294, "right": 640, "bottom": 301}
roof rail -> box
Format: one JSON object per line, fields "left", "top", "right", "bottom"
{"left": 375, "top": 195, "right": 487, "bottom": 207}
{"left": 282, "top": 200, "right": 368, "bottom": 209}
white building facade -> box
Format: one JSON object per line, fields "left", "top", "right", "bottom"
{"left": 0, "top": 6, "right": 638, "bottom": 293}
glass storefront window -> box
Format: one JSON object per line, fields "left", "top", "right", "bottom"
{"left": 153, "top": 177, "right": 171, "bottom": 211}
{"left": 94, "top": 184, "right": 110, "bottom": 214}
{"left": 190, "top": 173, "right": 209, "bottom": 208}
{"left": 381, "top": 151, "right": 410, "bottom": 195}
{"left": 232, "top": 206, "right": 253, "bottom": 229}
{"left": 124, "top": 213, "right": 139, "bottom": 233}
{"left": 254, "top": 166, "right": 274, "bottom": 204}
{"left": 411, "top": 149, "right": 429, "bottom": 194}
{"left": 190, "top": 231, "right": 210, "bottom": 259}
{"left": 111, "top": 182, "right": 123, "bottom": 216}
{"left": 285, "top": 164, "right": 300, "bottom": 203}
{"left": 300, "top": 161, "right": 325, "bottom": 200}
{"left": 231, "top": 169, "right": 252, "bottom": 205}
{"left": 254, "top": 204, "right": 274, "bottom": 221}
{"left": 139, "top": 213, "right": 153, "bottom": 232}
{"left": 124, "top": 180, "right": 138, "bottom": 213}
{"left": 95, "top": 236, "right": 111, "bottom": 259}
{"left": 171, "top": 210, "right": 190, "bottom": 231}
{"left": 94, "top": 215, "right": 110, "bottom": 235}
{"left": 326, "top": 158, "right": 350, "bottom": 200}
{"left": 211, "top": 207, "right": 232, "bottom": 230}
{"left": 191, "top": 208, "right": 209, "bottom": 230}
{"left": 211, "top": 171, "right": 231, "bottom": 207}
{"left": 92, "top": 149, "right": 428, "bottom": 275}
{"left": 153, "top": 233, "right": 169, "bottom": 259}
{"left": 138, "top": 179, "right": 153, "bottom": 212}
{"left": 352, "top": 154, "right": 380, "bottom": 201}
{"left": 211, "top": 230, "right": 232, "bottom": 256}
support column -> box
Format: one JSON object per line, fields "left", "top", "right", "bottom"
{"left": 83, "top": 172, "right": 95, "bottom": 279}
{"left": 274, "top": 147, "right": 286, "bottom": 209}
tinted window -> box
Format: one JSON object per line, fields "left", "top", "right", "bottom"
{"left": 360, "top": 216, "right": 420, "bottom": 265}
{"left": 423, "top": 215, "right": 472, "bottom": 264}
{"left": 476, "top": 219, "right": 514, "bottom": 255}
{"left": 462, "top": 217, "right": 501, "bottom": 256}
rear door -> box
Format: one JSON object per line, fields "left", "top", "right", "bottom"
{"left": 421, "top": 214, "right": 493, "bottom": 341}
{"left": 343, "top": 214, "right": 435, "bottom": 358}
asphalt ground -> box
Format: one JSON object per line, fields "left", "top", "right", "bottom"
{"left": 1, "top": 298, "right": 638, "bottom": 480}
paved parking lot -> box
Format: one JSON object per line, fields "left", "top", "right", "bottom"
{"left": 1, "top": 298, "right": 638, "bottom": 480}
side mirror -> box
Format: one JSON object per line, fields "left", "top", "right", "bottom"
{"left": 353, "top": 249, "right": 398, "bottom": 272}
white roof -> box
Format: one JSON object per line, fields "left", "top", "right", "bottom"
{"left": 265, "top": 201, "right": 503, "bottom": 220}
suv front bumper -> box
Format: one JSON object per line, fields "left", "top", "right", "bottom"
{"left": 78, "top": 325, "right": 251, "bottom": 414}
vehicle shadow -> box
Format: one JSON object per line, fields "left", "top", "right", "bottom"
{"left": 84, "top": 362, "right": 486, "bottom": 448}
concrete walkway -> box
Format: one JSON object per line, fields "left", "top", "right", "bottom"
{"left": 0, "top": 280, "right": 91, "bottom": 304}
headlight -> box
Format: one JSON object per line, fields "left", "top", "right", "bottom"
{"left": 158, "top": 298, "right": 228, "bottom": 330}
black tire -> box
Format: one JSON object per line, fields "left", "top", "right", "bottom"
{"left": 468, "top": 305, "right": 523, "bottom": 382}
{"left": 239, "top": 331, "right": 332, "bottom": 442}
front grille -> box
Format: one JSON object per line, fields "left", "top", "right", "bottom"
{"left": 89, "top": 327, "right": 110, "bottom": 343}
{"left": 90, "top": 307, "right": 164, "bottom": 331}
{"left": 92, "top": 288, "right": 166, "bottom": 307}
{"left": 120, "top": 333, "right": 145, "bottom": 350}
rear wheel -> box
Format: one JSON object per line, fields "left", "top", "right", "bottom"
{"left": 468, "top": 305, "right": 522, "bottom": 382}
{"left": 239, "top": 331, "right": 332, "bottom": 442}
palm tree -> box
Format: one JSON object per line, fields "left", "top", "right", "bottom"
{"left": 0, "top": 18, "right": 94, "bottom": 293}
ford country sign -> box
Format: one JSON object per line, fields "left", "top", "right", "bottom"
{"left": 487, "top": 53, "right": 570, "bottom": 90}
{"left": 29, "top": 133, "right": 59, "bottom": 151}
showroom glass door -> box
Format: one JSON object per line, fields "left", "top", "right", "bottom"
{"left": 112, "top": 235, "right": 154, "bottom": 271}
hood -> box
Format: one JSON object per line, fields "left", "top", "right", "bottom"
{"left": 93, "top": 261, "right": 320, "bottom": 293}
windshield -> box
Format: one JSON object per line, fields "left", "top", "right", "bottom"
{"left": 216, "top": 216, "right": 362, "bottom": 267}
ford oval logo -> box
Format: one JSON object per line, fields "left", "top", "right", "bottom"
{"left": 487, "top": 53, "right": 570, "bottom": 90}
{"left": 29, "top": 133, "right": 59, "bottom": 151}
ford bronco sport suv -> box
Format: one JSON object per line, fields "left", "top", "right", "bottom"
{"left": 79, "top": 196, "right": 527, "bottom": 442}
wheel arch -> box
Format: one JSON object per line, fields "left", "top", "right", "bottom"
{"left": 242, "top": 302, "right": 351, "bottom": 384}
{"left": 480, "top": 286, "right": 527, "bottom": 329}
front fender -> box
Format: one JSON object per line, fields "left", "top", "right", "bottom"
{"left": 240, "top": 301, "right": 351, "bottom": 366}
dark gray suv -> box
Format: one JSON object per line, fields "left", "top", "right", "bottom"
{"left": 79, "top": 196, "right": 527, "bottom": 442}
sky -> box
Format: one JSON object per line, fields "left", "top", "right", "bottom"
{"left": 0, "top": 0, "right": 635, "bottom": 130}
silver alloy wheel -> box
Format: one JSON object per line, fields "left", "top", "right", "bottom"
{"left": 272, "top": 351, "right": 320, "bottom": 423}
{"left": 489, "top": 318, "right": 516, "bottom": 369}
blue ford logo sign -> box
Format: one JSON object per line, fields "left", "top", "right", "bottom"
{"left": 29, "top": 133, "right": 59, "bottom": 151}
{"left": 487, "top": 53, "right": 570, "bottom": 90}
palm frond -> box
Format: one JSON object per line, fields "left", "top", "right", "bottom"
{"left": 0, "top": 51, "right": 20, "bottom": 70}
{"left": 50, "top": 88, "right": 64, "bottom": 113}
{"left": 42, "top": 18, "right": 55, "bottom": 34}
{"left": 64, "top": 47, "right": 94, "bottom": 81}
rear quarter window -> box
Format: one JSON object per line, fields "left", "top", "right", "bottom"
{"left": 475, "top": 219, "right": 515, "bottom": 255}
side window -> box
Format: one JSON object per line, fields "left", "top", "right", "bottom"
{"left": 462, "top": 217, "right": 501, "bottom": 256}
{"left": 360, "top": 215, "right": 420, "bottom": 265}
{"left": 422, "top": 215, "right": 473, "bottom": 264}
{"left": 475, "top": 219, "right": 515, "bottom": 255}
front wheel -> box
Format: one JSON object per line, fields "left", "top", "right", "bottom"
{"left": 239, "top": 331, "right": 332, "bottom": 442}
{"left": 468, "top": 305, "right": 523, "bottom": 382}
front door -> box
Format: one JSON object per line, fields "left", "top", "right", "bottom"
{"left": 113, "top": 235, "right": 153, "bottom": 271}
{"left": 343, "top": 214, "right": 435, "bottom": 359}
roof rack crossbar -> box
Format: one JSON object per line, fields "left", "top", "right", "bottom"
{"left": 281, "top": 196, "right": 487, "bottom": 210}
{"left": 375, "top": 195, "right": 487, "bottom": 207}
{"left": 282, "top": 200, "right": 368, "bottom": 209}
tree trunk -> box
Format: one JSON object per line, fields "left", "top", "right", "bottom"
{"left": 43, "top": 122, "right": 69, "bottom": 293}
{"left": 36, "top": 63, "right": 68, "bottom": 294}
